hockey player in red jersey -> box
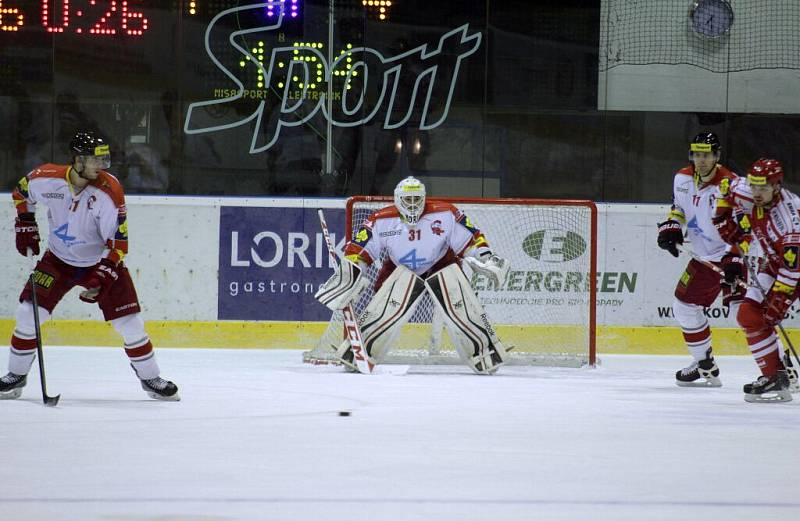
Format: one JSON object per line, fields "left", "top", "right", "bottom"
{"left": 315, "top": 176, "right": 511, "bottom": 374}
{"left": 656, "top": 132, "right": 746, "bottom": 387}
{"left": 713, "top": 158, "right": 796, "bottom": 402}
{"left": 0, "top": 132, "right": 179, "bottom": 401}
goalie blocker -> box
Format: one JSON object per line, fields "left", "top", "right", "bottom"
{"left": 320, "top": 262, "right": 509, "bottom": 375}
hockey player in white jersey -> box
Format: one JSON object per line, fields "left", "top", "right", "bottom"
{"left": 315, "top": 177, "right": 510, "bottom": 374}
{"left": 713, "top": 158, "right": 796, "bottom": 402}
{"left": 656, "top": 132, "right": 746, "bottom": 387}
{"left": 0, "top": 132, "right": 179, "bottom": 401}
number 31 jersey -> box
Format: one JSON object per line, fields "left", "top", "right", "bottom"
{"left": 344, "top": 202, "right": 490, "bottom": 275}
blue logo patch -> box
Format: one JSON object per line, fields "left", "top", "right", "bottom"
{"left": 54, "top": 223, "right": 77, "bottom": 244}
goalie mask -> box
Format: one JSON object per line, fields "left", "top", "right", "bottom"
{"left": 394, "top": 176, "right": 426, "bottom": 226}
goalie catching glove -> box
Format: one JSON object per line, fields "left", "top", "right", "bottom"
{"left": 315, "top": 258, "right": 370, "bottom": 311}
{"left": 464, "top": 251, "right": 510, "bottom": 288}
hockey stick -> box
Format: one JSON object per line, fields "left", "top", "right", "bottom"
{"left": 317, "top": 209, "right": 374, "bottom": 374}
{"left": 678, "top": 245, "right": 800, "bottom": 367}
{"left": 27, "top": 251, "right": 60, "bottom": 407}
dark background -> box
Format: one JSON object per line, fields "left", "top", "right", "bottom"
{"left": 1, "top": 0, "right": 797, "bottom": 201}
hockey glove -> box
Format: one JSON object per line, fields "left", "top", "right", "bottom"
{"left": 15, "top": 213, "right": 40, "bottom": 257}
{"left": 720, "top": 254, "right": 745, "bottom": 287}
{"left": 712, "top": 210, "right": 749, "bottom": 245}
{"left": 764, "top": 289, "right": 794, "bottom": 327}
{"left": 79, "top": 259, "right": 120, "bottom": 303}
{"left": 657, "top": 220, "right": 683, "bottom": 257}
{"left": 465, "top": 251, "right": 511, "bottom": 288}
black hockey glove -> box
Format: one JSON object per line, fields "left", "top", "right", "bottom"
{"left": 657, "top": 220, "right": 683, "bottom": 258}
{"left": 720, "top": 254, "right": 745, "bottom": 287}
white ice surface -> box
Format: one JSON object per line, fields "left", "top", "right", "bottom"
{"left": 1, "top": 348, "right": 799, "bottom": 521}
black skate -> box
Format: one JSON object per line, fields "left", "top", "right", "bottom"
{"left": 140, "top": 377, "right": 180, "bottom": 401}
{"left": 783, "top": 353, "right": 799, "bottom": 393}
{"left": 675, "top": 350, "right": 721, "bottom": 387}
{"left": 0, "top": 372, "right": 27, "bottom": 400}
{"left": 743, "top": 370, "right": 792, "bottom": 403}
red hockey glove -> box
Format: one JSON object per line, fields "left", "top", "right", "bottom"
{"left": 764, "top": 290, "right": 794, "bottom": 327}
{"left": 720, "top": 254, "right": 745, "bottom": 287}
{"left": 657, "top": 220, "right": 683, "bottom": 257}
{"left": 713, "top": 209, "right": 751, "bottom": 245}
{"left": 79, "top": 259, "right": 120, "bottom": 303}
{"left": 15, "top": 213, "right": 40, "bottom": 257}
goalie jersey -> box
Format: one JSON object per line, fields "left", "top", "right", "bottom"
{"left": 668, "top": 164, "right": 738, "bottom": 262}
{"left": 12, "top": 164, "right": 128, "bottom": 267}
{"left": 344, "top": 202, "right": 490, "bottom": 276}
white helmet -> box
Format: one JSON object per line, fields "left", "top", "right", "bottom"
{"left": 394, "top": 176, "right": 426, "bottom": 226}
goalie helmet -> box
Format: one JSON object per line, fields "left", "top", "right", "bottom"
{"left": 70, "top": 131, "right": 111, "bottom": 168}
{"left": 394, "top": 176, "right": 426, "bottom": 225}
{"left": 747, "top": 158, "right": 784, "bottom": 186}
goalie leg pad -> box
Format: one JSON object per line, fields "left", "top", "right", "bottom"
{"left": 426, "top": 263, "right": 508, "bottom": 375}
{"left": 357, "top": 266, "right": 427, "bottom": 363}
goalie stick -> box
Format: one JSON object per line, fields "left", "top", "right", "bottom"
{"left": 317, "top": 209, "right": 374, "bottom": 374}
{"left": 27, "top": 250, "right": 60, "bottom": 407}
{"left": 678, "top": 245, "right": 800, "bottom": 368}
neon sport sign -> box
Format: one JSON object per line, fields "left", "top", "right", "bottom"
{"left": 184, "top": 2, "right": 482, "bottom": 154}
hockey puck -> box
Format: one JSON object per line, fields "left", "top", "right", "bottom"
{"left": 338, "top": 411, "right": 351, "bottom": 417}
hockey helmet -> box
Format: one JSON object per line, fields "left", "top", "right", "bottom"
{"left": 394, "top": 176, "right": 426, "bottom": 226}
{"left": 747, "top": 158, "right": 784, "bottom": 186}
{"left": 689, "top": 131, "right": 721, "bottom": 155}
{"left": 70, "top": 131, "right": 111, "bottom": 168}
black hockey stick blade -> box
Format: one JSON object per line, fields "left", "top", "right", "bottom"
{"left": 44, "top": 393, "right": 60, "bottom": 407}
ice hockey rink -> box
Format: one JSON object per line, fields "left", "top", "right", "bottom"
{"left": 2, "top": 347, "right": 799, "bottom": 521}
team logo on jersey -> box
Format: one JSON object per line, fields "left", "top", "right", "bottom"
{"left": 354, "top": 228, "right": 371, "bottom": 245}
{"left": 783, "top": 246, "right": 799, "bottom": 270}
{"left": 53, "top": 223, "right": 77, "bottom": 244}
{"left": 431, "top": 220, "right": 444, "bottom": 236}
{"left": 52, "top": 223, "right": 87, "bottom": 248}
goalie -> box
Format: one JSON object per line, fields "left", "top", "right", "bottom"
{"left": 314, "top": 177, "right": 511, "bottom": 374}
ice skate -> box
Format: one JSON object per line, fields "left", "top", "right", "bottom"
{"left": 140, "top": 376, "right": 180, "bottom": 401}
{"left": 675, "top": 350, "right": 721, "bottom": 387}
{"left": 0, "top": 372, "right": 27, "bottom": 400}
{"left": 743, "top": 370, "right": 792, "bottom": 403}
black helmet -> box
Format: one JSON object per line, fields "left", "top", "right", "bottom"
{"left": 689, "top": 131, "right": 721, "bottom": 155}
{"left": 69, "top": 131, "right": 109, "bottom": 157}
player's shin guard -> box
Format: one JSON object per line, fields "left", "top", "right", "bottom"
{"left": 113, "top": 314, "right": 160, "bottom": 379}
{"left": 426, "top": 263, "right": 508, "bottom": 375}
{"left": 7, "top": 301, "right": 50, "bottom": 376}
{"left": 672, "top": 298, "right": 713, "bottom": 361}
{"left": 113, "top": 314, "right": 180, "bottom": 401}
{"left": 352, "top": 266, "right": 427, "bottom": 364}
{"left": 737, "top": 300, "right": 783, "bottom": 376}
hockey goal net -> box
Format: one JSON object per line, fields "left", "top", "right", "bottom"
{"left": 305, "top": 196, "right": 597, "bottom": 367}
